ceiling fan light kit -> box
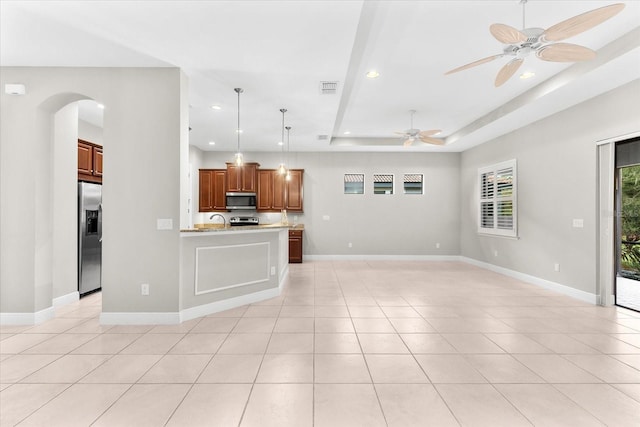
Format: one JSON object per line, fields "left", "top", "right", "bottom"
{"left": 445, "top": 1, "right": 625, "bottom": 87}
{"left": 396, "top": 110, "right": 444, "bottom": 147}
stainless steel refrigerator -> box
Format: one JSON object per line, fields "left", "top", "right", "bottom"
{"left": 78, "top": 182, "right": 102, "bottom": 296}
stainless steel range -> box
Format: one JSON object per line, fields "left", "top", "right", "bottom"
{"left": 229, "top": 216, "right": 259, "bottom": 226}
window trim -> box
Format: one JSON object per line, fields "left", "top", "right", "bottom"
{"left": 477, "top": 159, "right": 518, "bottom": 238}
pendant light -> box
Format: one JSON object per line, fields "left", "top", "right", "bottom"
{"left": 285, "top": 126, "right": 292, "bottom": 181}
{"left": 277, "top": 108, "right": 287, "bottom": 175}
{"left": 233, "top": 87, "right": 244, "bottom": 166}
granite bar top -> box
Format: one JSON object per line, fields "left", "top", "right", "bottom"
{"left": 181, "top": 223, "right": 304, "bottom": 233}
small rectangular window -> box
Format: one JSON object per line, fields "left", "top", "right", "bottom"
{"left": 344, "top": 173, "right": 364, "bottom": 194}
{"left": 478, "top": 159, "right": 517, "bottom": 237}
{"left": 373, "top": 174, "right": 394, "bottom": 195}
{"left": 403, "top": 174, "right": 423, "bottom": 194}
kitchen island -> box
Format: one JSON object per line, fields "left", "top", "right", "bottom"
{"left": 179, "top": 224, "right": 301, "bottom": 321}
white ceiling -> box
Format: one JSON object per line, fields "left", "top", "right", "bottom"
{"left": 1, "top": 0, "right": 639, "bottom": 153}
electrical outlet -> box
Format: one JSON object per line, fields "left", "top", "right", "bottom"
{"left": 270, "top": 266, "right": 276, "bottom": 276}
{"left": 348, "top": 242, "right": 353, "bottom": 248}
{"left": 436, "top": 243, "right": 440, "bottom": 249}
{"left": 141, "top": 283, "right": 149, "bottom": 296}
{"left": 494, "top": 250, "right": 498, "bottom": 257}
{"left": 554, "top": 263, "right": 560, "bottom": 272}
{"left": 323, "top": 215, "right": 330, "bottom": 221}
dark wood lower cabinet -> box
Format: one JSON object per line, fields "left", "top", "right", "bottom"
{"left": 289, "top": 229, "right": 303, "bottom": 263}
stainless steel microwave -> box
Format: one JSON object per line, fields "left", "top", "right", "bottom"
{"left": 226, "top": 192, "right": 257, "bottom": 210}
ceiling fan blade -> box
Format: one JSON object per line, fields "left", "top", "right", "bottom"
{"left": 536, "top": 43, "right": 596, "bottom": 62}
{"left": 495, "top": 58, "right": 524, "bottom": 87}
{"left": 419, "top": 136, "right": 445, "bottom": 146}
{"left": 490, "top": 23, "right": 527, "bottom": 44}
{"left": 542, "top": 3, "right": 625, "bottom": 42}
{"left": 445, "top": 54, "right": 503, "bottom": 75}
{"left": 419, "top": 129, "right": 442, "bottom": 138}
{"left": 403, "top": 138, "right": 414, "bottom": 147}
{"left": 394, "top": 131, "right": 408, "bottom": 135}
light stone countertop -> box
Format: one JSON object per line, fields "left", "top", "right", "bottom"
{"left": 180, "top": 223, "right": 304, "bottom": 233}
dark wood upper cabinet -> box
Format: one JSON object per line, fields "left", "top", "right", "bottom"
{"left": 199, "top": 169, "right": 226, "bottom": 212}
{"left": 256, "top": 169, "right": 303, "bottom": 212}
{"left": 226, "top": 162, "right": 258, "bottom": 193}
{"left": 257, "top": 170, "right": 274, "bottom": 210}
{"left": 78, "top": 139, "right": 103, "bottom": 184}
{"left": 201, "top": 165, "right": 302, "bottom": 213}
{"left": 212, "top": 170, "right": 227, "bottom": 210}
{"left": 285, "top": 169, "right": 303, "bottom": 212}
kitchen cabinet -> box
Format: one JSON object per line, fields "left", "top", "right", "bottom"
{"left": 199, "top": 169, "right": 226, "bottom": 212}
{"left": 289, "top": 229, "right": 303, "bottom": 263}
{"left": 226, "top": 162, "right": 259, "bottom": 193}
{"left": 257, "top": 169, "right": 303, "bottom": 213}
{"left": 257, "top": 169, "right": 285, "bottom": 211}
{"left": 285, "top": 169, "right": 304, "bottom": 212}
{"left": 78, "top": 139, "right": 103, "bottom": 183}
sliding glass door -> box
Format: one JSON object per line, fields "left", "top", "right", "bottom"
{"left": 615, "top": 139, "right": 640, "bottom": 311}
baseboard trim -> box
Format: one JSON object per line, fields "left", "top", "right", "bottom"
{"left": 53, "top": 291, "right": 79, "bottom": 308}
{"left": 102, "top": 269, "right": 289, "bottom": 325}
{"left": 460, "top": 256, "right": 598, "bottom": 304}
{"left": 0, "top": 306, "right": 55, "bottom": 325}
{"left": 180, "top": 286, "right": 281, "bottom": 322}
{"left": 305, "top": 254, "right": 461, "bottom": 261}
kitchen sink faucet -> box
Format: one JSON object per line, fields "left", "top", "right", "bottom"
{"left": 209, "top": 213, "right": 226, "bottom": 226}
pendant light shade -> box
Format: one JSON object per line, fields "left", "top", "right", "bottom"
{"left": 278, "top": 108, "right": 287, "bottom": 175}
{"left": 234, "top": 88, "right": 244, "bottom": 167}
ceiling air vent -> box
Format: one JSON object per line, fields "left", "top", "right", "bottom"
{"left": 320, "top": 81, "right": 338, "bottom": 95}
{"left": 317, "top": 134, "right": 329, "bottom": 141}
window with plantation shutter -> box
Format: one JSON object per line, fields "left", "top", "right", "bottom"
{"left": 478, "top": 159, "right": 517, "bottom": 237}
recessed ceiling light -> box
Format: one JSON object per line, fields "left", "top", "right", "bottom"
{"left": 211, "top": 105, "right": 221, "bottom": 110}
{"left": 97, "top": 103, "right": 105, "bottom": 109}
{"left": 519, "top": 71, "right": 535, "bottom": 80}
{"left": 343, "top": 131, "right": 351, "bottom": 135}
{"left": 366, "top": 70, "right": 380, "bottom": 79}
{"left": 208, "top": 141, "right": 216, "bottom": 145}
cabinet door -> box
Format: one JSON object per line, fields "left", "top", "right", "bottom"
{"left": 199, "top": 170, "right": 213, "bottom": 211}
{"left": 212, "top": 170, "right": 227, "bottom": 210}
{"left": 257, "top": 170, "right": 273, "bottom": 210}
{"left": 242, "top": 163, "right": 258, "bottom": 192}
{"left": 93, "top": 147, "right": 103, "bottom": 177}
{"left": 289, "top": 230, "right": 303, "bottom": 263}
{"left": 285, "top": 169, "right": 303, "bottom": 212}
{"left": 78, "top": 141, "right": 93, "bottom": 175}
{"left": 273, "top": 171, "right": 286, "bottom": 210}
{"left": 226, "top": 165, "right": 242, "bottom": 192}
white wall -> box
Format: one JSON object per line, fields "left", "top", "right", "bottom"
{"left": 196, "top": 151, "right": 461, "bottom": 257}
{"left": 0, "top": 67, "right": 187, "bottom": 319}
{"left": 52, "top": 103, "right": 79, "bottom": 300}
{"left": 460, "top": 79, "right": 640, "bottom": 295}
{"left": 78, "top": 119, "right": 103, "bottom": 145}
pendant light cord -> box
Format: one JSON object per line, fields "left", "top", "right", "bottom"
{"left": 280, "top": 108, "right": 287, "bottom": 168}
{"left": 521, "top": 0, "right": 527, "bottom": 29}
{"left": 285, "top": 126, "right": 291, "bottom": 170}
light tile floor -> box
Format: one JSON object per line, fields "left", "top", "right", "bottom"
{"left": 1, "top": 260, "right": 640, "bottom": 426}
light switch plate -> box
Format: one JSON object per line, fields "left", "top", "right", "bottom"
{"left": 157, "top": 218, "right": 173, "bottom": 230}
{"left": 322, "top": 215, "right": 330, "bottom": 221}
{"left": 572, "top": 219, "right": 584, "bottom": 228}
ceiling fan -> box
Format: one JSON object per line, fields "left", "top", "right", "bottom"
{"left": 396, "top": 110, "right": 443, "bottom": 146}
{"left": 445, "top": 1, "right": 625, "bottom": 87}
